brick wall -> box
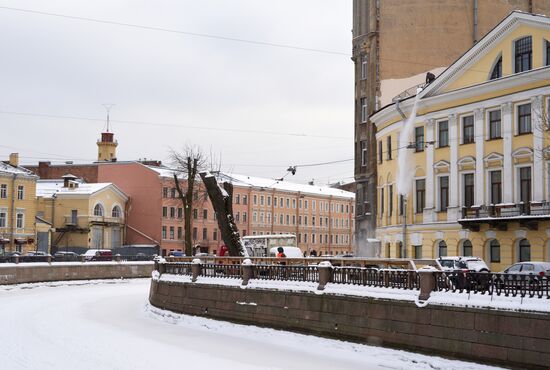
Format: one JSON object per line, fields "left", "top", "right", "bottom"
{"left": 150, "top": 279, "right": 550, "bottom": 369}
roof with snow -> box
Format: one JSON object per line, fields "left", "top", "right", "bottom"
{"left": 36, "top": 179, "right": 127, "bottom": 199}
{"left": 218, "top": 173, "right": 355, "bottom": 199}
{"left": 144, "top": 165, "right": 186, "bottom": 179}
{"left": 0, "top": 161, "right": 37, "bottom": 178}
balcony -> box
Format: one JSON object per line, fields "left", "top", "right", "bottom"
{"left": 458, "top": 202, "right": 550, "bottom": 231}
{"left": 61, "top": 216, "right": 124, "bottom": 231}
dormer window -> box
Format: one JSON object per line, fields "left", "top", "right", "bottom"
{"left": 490, "top": 56, "right": 502, "bottom": 80}
{"left": 514, "top": 36, "right": 532, "bottom": 73}
{"left": 93, "top": 204, "right": 104, "bottom": 217}
{"left": 112, "top": 205, "right": 122, "bottom": 218}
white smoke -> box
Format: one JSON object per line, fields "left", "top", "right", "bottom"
{"left": 397, "top": 94, "right": 421, "bottom": 197}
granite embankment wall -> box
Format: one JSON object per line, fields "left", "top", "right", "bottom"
{"left": 149, "top": 279, "right": 550, "bottom": 369}
{"left": 0, "top": 262, "right": 154, "bottom": 285}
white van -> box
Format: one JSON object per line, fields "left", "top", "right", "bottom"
{"left": 268, "top": 246, "right": 303, "bottom": 258}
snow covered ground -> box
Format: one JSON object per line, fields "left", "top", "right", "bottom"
{"left": 0, "top": 279, "right": 502, "bottom": 370}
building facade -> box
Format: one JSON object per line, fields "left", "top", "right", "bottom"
{"left": 352, "top": 0, "right": 550, "bottom": 256}
{"left": 0, "top": 153, "right": 38, "bottom": 254}
{"left": 371, "top": 12, "right": 550, "bottom": 270}
{"left": 36, "top": 176, "right": 128, "bottom": 253}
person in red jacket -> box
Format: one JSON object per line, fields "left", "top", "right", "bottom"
{"left": 218, "top": 244, "right": 228, "bottom": 257}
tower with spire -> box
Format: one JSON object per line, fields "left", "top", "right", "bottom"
{"left": 97, "top": 105, "right": 118, "bottom": 162}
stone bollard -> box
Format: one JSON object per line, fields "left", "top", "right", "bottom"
{"left": 81, "top": 255, "right": 86, "bottom": 263}
{"left": 418, "top": 268, "right": 437, "bottom": 301}
{"left": 191, "top": 258, "right": 202, "bottom": 282}
{"left": 317, "top": 261, "right": 333, "bottom": 290}
{"left": 13, "top": 255, "right": 19, "bottom": 264}
{"left": 115, "top": 254, "right": 122, "bottom": 262}
{"left": 241, "top": 258, "right": 254, "bottom": 286}
{"left": 46, "top": 255, "right": 52, "bottom": 264}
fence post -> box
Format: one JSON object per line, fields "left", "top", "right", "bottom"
{"left": 80, "top": 255, "right": 86, "bottom": 263}
{"left": 191, "top": 258, "right": 202, "bottom": 282}
{"left": 317, "top": 261, "right": 333, "bottom": 290}
{"left": 13, "top": 255, "right": 19, "bottom": 264}
{"left": 418, "top": 268, "right": 437, "bottom": 301}
{"left": 115, "top": 254, "right": 122, "bottom": 262}
{"left": 241, "top": 258, "right": 254, "bottom": 286}
{"left": 158, "top": 261, "right": 166, "bottom": 275}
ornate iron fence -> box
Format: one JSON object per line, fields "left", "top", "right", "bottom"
{"left": 202, "top": 263, "right": 242, "bottom": 278}
{"left": 165, "top": 262, "right": 192, "bottom": 275}
{"left": 435, "top": 271, "right": 550, "bottom": 299}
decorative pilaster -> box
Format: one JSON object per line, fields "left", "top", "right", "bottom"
{"left": 502, "top": 102, "right": 513, "bottom": 203}
{"left": 474, "top": 108, "right": 484, "bottom": 205}
{"left": 424, "top": 119, "right": 436, "bottom": 222}
{"left": 448, "top": 114, "right": 459, "bottom": 220}
{"left": 532, "top": 95, "right": 544, "bottom": 201}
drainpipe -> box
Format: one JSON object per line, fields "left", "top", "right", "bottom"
{"left": 9, "top": 174, "right": 16, "bottom": 252}
{"left": 402, "top": 196, "right": 407, "bottom": 258}
{"left": 395, "top": 99, "right": 407, "bottom": 120}
{"left": 473, "top": 0, "right": 478, "bottom": 44}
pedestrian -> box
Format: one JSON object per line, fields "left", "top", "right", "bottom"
{"left": 218, "top": 244, "right": 228, "bottom": 257}
{"left": 195, "top": 245, "right": 202, "bottom": 256}
{"left": 276, "top": 246, "right": 286, "bottom": 266}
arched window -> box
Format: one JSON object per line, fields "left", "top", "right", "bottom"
{"left": 489, "top": 240, "right": 500, "bottom": 263}
{"left": 112, "top": 205, "right": 122, "bottom": 218}
{"left": 519, "top": 239, "right": 531, "bottom": 262}
{"left": 438, "top": 241, "right": 447, "bottom": 257}
{"left": 93, "top": 204, "right": 104, "bottom": 217}
{"left": 490, "top": 56, "right": 502, "bottom": 80}
{"left": 462, "top": 240, "right": 473, "bottom": 256}
{"left": 515, "top": 36, "right": 532, "bottom": 73}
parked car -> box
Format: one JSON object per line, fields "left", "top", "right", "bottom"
{"left": 502, "top": 262, "right": 550, "bottom": 276}
{"left": 26, "top": 251, "right": 49, "bottom": 256}
{"left": 83, "top": 249, "right": 112, "bottom": 261}
{"left": 496, "top": 262, "right": 550, "bottom": 291}
{"left": 54, "top": 251, "right": 80, "bottom": 261}
{"left": 438, "top": 256, "right": 490, "bottom": 272}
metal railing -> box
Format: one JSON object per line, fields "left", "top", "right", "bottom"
{"left": 461, "top": 202, "right": 550, "bottom": 220}
{"left": 0, "top": 254, "right": 156, "bottom": 264}
{"left": 435, "top": 271, "right": 550, "bottom": 299}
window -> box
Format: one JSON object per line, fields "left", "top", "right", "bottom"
{"left": 0, "top": 211, "right": 6, "bottom": 227}
{"left": 171, "top": 188, "right": 176, "bottom": 198}
{"left": 243, "top": 212, "right": 247, "bottom": 222}
{"left": 286, "top": 215, "right": 290, "bottom": 225}
{"left": 177, "top": 208, "right": 182, "bottom": 218}
{"left": 387, "top": 136, "right": 392, "bottom": 160}
{"left": 361, "top": 55, "right": 368, "bottom": 79}
{"left": 462, "top": 240, "right": 473, "bottom": 256}
{"left": 515, "top": 36, "right": 532, "bottom": 73}
{"left": 462, "top": 116, "right": 474, "bottom": 144}
{"left": 519, "top": 167, "right": 531, "bottom": 204}
{"left": 415, "top": 179, "right": 425, "bottom": 213}
{"left": 267, "top": 196, "right": 271, "bottom": 207}
{"left": 286, "top": 198, "right": 290, "bottom": 208}
{"left": 213, "top": 229, "right": 217, "bottom": 241}
{"left": 414, "top": 245, "right": 422, "bottom": 259}
{"left": 312, "top": 216, "right": 316, "bottom": 226}
{"left": 202, "top": 228, "right": 207, "bottom": 240}
{"left": 260, "top": 195, "right": 264, "bottom": 206}
{"left": 299, "top": 199, "right": 302, "bottom": 209}
{"left": 438, "top": 241, "right": 447, "bottom": 257}
{"left": 253, "top": 195, "right": 257, "bottom": 205}
{"left": 162, "top": 187, "right": 168, "bottom": 198}
{"left": 304, "top": 216, "right": 308, "bottom": 226}
{"left": 519, "top": 239, "right": 530, "bottom": 262}
{"left": 360, "top": 140, "right": 367, "bottom": 167}
{"left": 304, "top": 200, "right": 308, "bottom": 209}
{"left": 292, "top": 199, "right": 296, "bottom": 209}
{"left": 490, "top": 56, "right": 502, "bottom": 80}
{"left": 292, "top": 215, "right": 296, "bottom": 225}
{"left": 253, "top": 212, "right": 257, "bottom": 222}
{"left": 93, "top": 204, "right": 104, "bottom": 217}
{"left": 439, "top": 176, "right": 449, "bottom": 211}
{"left": 169, "top": 226, "right": 174, "bottom": 240}
{"left": 438, "top": 120, "right": 448, "bottom": 147}
{"left": 243, "top": 195, "right": 248, "bottom": 205}
{"left": 463, "top": 173, "right": 475, "bottom": 207}
{"left": 388, "top": 185, "right": 393, "bottom": 217}
{"left": 192, "top": 227, "right": 197, "bottom": 240}
{"left": 379, "top": 188, "right": 384, "bottom": 216}
{"left": 489, "top": 170, "right": 502, "bottom": 205}
{"left": 203, "top": 209, "right": 208, "bottom": 219}
{"left": 279, "top": 214, "right": 283, "bottom": 224}
{"left": 488, "top": 110, "right": 501, "bottom": 139}
{"left": 17, "top": 185, "right": 24, "bottom": 200}
{"left": 517, "top": 103, "right": 531, "bottom": 134}
{"left": 415, "top": 126, "right": 424, "bottom": 152}
{"left": 193, "top": 209, "right": 198, "bottom": 219}
{"left": 378, "top": 141, "right": 383, "bottom": 163}
{"left": 162, "top": 226, "right": 167, "bottom": 239}
{"left": 0, "top": 184, "right": 6, "bottom": 199}
{"left": 177, "top": 227, "right": 183, "bottom": 239}
{"left": 162, "top": 207, "right": 167, "bottom": 218}
{"left": 360, "top": 98, "right": 368, "bottom": 123}
{"left": 170, "top": 207, "right": 175, "bottom": 218}
{"left": 235, "top": 194, "right": 240, "bottom": 204}
{"left": 490, "top": 240, "right": 500, "bottom": 263}
{"left": 112, "top": 205, "right": 122, "bottom": 218}
{"left": 16, "top": 213, "right": 23, "bottom": 229}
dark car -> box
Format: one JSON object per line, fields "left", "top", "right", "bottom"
{"left": 54, "top": 251, "right": 80, "bottom": 262}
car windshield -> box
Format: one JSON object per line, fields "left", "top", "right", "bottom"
{"left": 440, "top": 260, "right": 455, "bottom": 268}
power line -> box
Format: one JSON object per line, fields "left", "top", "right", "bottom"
{"left": 0, "top": 109, "right": 350, "bottom": 140}
{"left": 0, "top": 6, "right": 349, "bottom": 56}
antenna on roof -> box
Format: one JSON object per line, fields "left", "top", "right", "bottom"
{"left": 102, "top": 104, "right": 116, "bottom": 132}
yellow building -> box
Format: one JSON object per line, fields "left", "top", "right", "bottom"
{"left": 0, "top": 153, "right": 39, "bottom": 254}
{"left": 37, "top": 175, "right": 128, "bottom": 253}
{"left": 371, "top": 12, "right": 550, "bottom": 271}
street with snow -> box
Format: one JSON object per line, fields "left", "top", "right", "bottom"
{"left": 0, "top": 278, "right": 502, "bottom": 370}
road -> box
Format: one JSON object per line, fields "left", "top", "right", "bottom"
{"left": 0, "top": 279, "right": 500, "bottom": 370}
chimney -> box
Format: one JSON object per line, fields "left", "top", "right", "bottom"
{"left": 9, "top": 153, "right": 19, "bottom": 167}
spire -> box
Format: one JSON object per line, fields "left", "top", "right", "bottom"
{"left": 97, "top": 105, "right": 118, "bottom": 162}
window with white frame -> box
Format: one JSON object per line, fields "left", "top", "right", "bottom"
{"left": 0, "top": 184, "right": 6, "bottom": 199}
{"left": 0, "top": 210, "right": 6, "bottom": 228}
{"left": 462, "top": 116, "right": 474, "bottom": 144}
{"left": 361, "top": 55, "right": 368, "bottom": 79}
{"left": 514, "top": 36, "right": 532, "bottom": 73}
{"left": 93, "top": 204, "right": 104, "bottom": 217}
{"left": 361, "top": 140, "right": 368, "bottom": 167}
{"left": 517, "top": 103, "right": 531, "bottom": 134}
{"left": 112, "top": 205, "right": 122, "bottom": 218}
{"left": 17, "top": 185, "right": 24, "bottom": 200}
{"left": 439, "top": 176, "right": 449, "bottom": 212}
{"left": 16, "top": 212, "right": 24, "bottom": 229}
{"left": 438, "top": 120, "right": 449, "bottom": 147}
{"left": 488, "top": 110, "right": 501, "bottom": 139}
{"left": 360, "top": 98, "right": 368, "bottom": 123}
{"left": 490, "top": 56, "right": 502, "bottom": 80}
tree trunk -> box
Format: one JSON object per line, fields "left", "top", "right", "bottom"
{"left": 174, "top": 157, "right": 197, "bottom": 256}
{"left": 199, "top": 172, "right": 244, "bottom": 256}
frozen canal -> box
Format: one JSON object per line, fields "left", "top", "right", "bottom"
{"left": 0, "top": 279, "right": 501, "bottom": 370}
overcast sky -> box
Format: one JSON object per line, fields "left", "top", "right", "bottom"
{"left": 0, "top": 0, "right": 353, "bottom": 185}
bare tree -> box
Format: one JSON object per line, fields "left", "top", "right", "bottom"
{"left": 170, "top": 145, "right": 207, "bottom": 256}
